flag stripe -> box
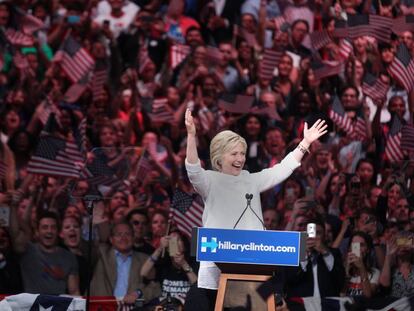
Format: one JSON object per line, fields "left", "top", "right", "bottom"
{"left": 171, "top": 189, "right": 203, "bottom": 238}
{"left": 401, "top": 125, "right": 414, "bottom": 151}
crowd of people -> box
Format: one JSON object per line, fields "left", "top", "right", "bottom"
{"left": 0, "top": 0, "right": 414, "bottom": 310}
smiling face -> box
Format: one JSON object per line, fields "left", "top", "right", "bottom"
{"left": 37, "top": 217, "right": 58, "bottom": 250}
{"left": 278, "top": 55, "right": 293, "bottom": 77}
{"left": 220, "top": 142, "right": 246, "bottom": 176}
{"left": 265, "top": 128, "right": 285, "bottom": 156}
{"left": 60, "top": 217, "right": 81, "bottom": 249}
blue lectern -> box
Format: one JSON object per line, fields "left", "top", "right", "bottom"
{"left": 191, "top": 228, "right": 307, "bottom": 311}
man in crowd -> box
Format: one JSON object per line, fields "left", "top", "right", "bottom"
{"left": 90, "top": 222, "right": 160, "bottom": 303}
{"left": 126, "top": 209, "right": 154, "bottom": 255}
{"left": 10, "top": 209, "right": 80, "bottom": 295}
{"left": 280, "top": 219, "right": 345, "bottom": 298}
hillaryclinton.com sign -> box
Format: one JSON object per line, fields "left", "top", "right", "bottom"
{"left": 196, "top": 228, "right": 303, "bottom": 266}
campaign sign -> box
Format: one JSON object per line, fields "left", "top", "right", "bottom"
{"left": 196, "top": 228, "right": 302, "bottom": 266}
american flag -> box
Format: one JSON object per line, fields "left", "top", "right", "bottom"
{"left": 81, "top": 149, "right": 128, "bottom": 194}
{"left": 273, "top": 16, "right": 288, "bottom": 30}
{"left": 385, "top": 115, "right": 404, "bottom": 162}
{"left": 197, "top": 108, "right": 211, "bottom": 132}
{"left": 37, "top": 97, "right": 61, "bottom": 126}
{"left": 347, "top": 14, "right": 392, "bottom": 42}
{"left": 338, "top": 39, "right": 354, "bottom": 60}
{"left": 0, "top": 160, "right": 7, "bottom": 179}
{"left": 4, "top": 28, "right": 34, "bottom": 46}
{"left": 361, "top": 73, "right": 388, "bottom": 100}
{"left": 76, "top": 118, "right": 88, "bottom": 156}
{"left": 401, "top": 124, "right": 414, "bottom": 152}
{"left": 310, "top": 30, "right": 332, "bottom": 50}
{"left": 90, "top": 59, "right": 108, "bottom": 101}
{"left": 0, "top": 294, "right": 87, "bottom": 311}
{"left": 146, "top": 98, "right": 175, "bottom": 123}
{"left": 311, "top": 60, "right": 344, "bottom": 80}
{"left": 250, "top": 105, "right": 282, "bottom": 121}
{"left": 329, "top": 96, "right": 354, "bottom": 133}
{"left": 349, "top": 116, "right": 367, "bottom": 141}
{"left": 388, "top": 43, "right": 414, "bottom": 91}
{"left": 392, "top": 15, "right": 414, "bottom": 35}
{"left": 54, "top": 35, "right": 95, "bottom": 83}
{"left": 63, "top": 74, "right": 90, "bottom": 103}
{"left": 135, "top": 150, "right": 153, "bottom": 183}
{"left": 27, "top": 133, "right": 84, "bottom": 179}
{"left": 170, "top": 188, "right": 204, "bottom": 238}
{"left": 82, "top": 173, "right": 126, "bottom": 196}
{"left": 217, "top": 93, "right": 254, "bottom": 114}
{"left": 260, "top": 49, "right": 283, "bottom": 80}
{"left": 332, "top": 19, "right": 348, "bottom": 38}
{"left": 11, "top": 6, "right": 44, "bottom": 35}
{"left": 367, "top": 15, "right": 393, "bottom": 42}
{"left": 329, "top": 97, "right": 367, "bottom": 140}
{"left": 170, "top": 44, "right": 191, "bottom": 69}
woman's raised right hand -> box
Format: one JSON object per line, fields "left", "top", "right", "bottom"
{"left": 185, "top": 109, "right": 196, "bottom": 136}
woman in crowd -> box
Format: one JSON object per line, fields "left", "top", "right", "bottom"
{"left": 7, "top": 129, "right": 35, "bottom": 180}
{"left": 354, "top": 158, "right": 374, "bottom": 188}
{"left": 141, "top": 230, "right": 198, "bottom": 303}
{"left": 344, "top": 231, "right": 380, "bottom": 298}
{"left": 380, "top": 232, "right": 414, "bottom": 298}
{"left": 150, "top": 210, "right": 169, "bottom": 249}
{"left": 376, "top": 177, "right": 405, "bottom": 226}
{"left": 271, "top": 53, "right": 296, "bottom": 105}
{"left": 184, "top": 108, "right": 327, "bottom": 308}
{"left": 59, "top": 216, "right": 88, "bottom": 294}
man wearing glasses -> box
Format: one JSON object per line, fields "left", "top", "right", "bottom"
{"left": 127, "top": 209, "right": 154, "bottom": 255}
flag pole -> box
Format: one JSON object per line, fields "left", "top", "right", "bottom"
{"left": 161, "top": 218, "right": 171, "bottom": 258}
{"left": 134, "top": 147, "right": 148, "bottom": 183}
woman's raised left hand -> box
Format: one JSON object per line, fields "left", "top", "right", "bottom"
{"left": 303, "top": 119, "right": 328, "bottom": 145}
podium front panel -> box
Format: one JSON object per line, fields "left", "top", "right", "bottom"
{"left": 195, "top": 228, "right": 303, "bottom": 266}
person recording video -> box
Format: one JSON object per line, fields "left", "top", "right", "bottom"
{"left": 184, "top": 109, "right": 327, "bottom": 309}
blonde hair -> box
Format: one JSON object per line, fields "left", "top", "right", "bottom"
{"left": 210, "top": 130, "right": 247, "bottom": 171}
